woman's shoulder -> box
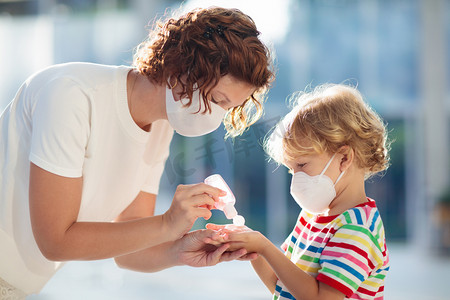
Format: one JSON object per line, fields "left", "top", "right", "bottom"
{"left": 26, "top": 62, "right": 127, "bottom": 85}
{"left": 25, "top": 63, "right": 130, "bottom": 100}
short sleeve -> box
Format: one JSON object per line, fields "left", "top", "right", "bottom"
{"left": 139, "top": 120, "right": 173, "bottom": 194}
{"left": 282, "top": 211, "right": 305, "bottom": 253}
{"left": 140, "top": 159, "right": 167, "bottom": 195}
{"left": 30, "top": 78, "right": 90, "bottom": 178}
{"left": 317, "top": 224, "right": 384, "bottom": 297}
{"left": 281, "top": 233, "right": 292, "bottom": 252}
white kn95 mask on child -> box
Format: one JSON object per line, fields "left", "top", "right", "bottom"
{"left": 290, "top": 153, "right": 345, "bottom": 214}
{"left": 166, "top": 87, "right": 227, "bottom": 137}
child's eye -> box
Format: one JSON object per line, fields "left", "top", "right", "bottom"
{"left": 211, "top": 97, "right": 219, "bottom": 104}
{"left": 297, "top": 163, "right": 306, "bottom": 168}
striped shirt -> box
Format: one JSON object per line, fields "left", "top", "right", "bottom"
{"left": 273, "top": 199, "right": 389, "bottom": 300}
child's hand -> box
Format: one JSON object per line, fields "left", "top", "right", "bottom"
{"left": 204, "top": 223, "right": 249, "bottom": 244}
{"left": 206, "top": 223, "right": 269, "bottom": 255}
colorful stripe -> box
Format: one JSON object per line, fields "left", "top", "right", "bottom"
{"left": 321, "top": 250, "right": 370, "bottom": 274}
{"left": 274, "top": 199, "right": 389, "bottom": 300}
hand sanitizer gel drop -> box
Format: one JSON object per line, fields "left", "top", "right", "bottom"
{"left": 232, "top": 215, "right": 245, "bottom": 226}
{"left": 204, "top": 174, "right": 245, "bottom": 226}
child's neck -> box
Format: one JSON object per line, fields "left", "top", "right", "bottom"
{"left": 325, "top": 174, "right": 367, "bottom": 216}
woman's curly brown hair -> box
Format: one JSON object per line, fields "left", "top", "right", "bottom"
{"left": 133, "top": 6, "right": 275, "bottom": 138}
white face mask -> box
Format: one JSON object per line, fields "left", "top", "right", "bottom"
{"left": 290, "top": 153, "right": 345, "bottom": 214}
{"left": 166, "top": 87, "right": 227, "bottom": 137}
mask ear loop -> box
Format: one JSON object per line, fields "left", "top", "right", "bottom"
{"left": 334, "top": 170, "right": 346, "bottom": 186}
{"left": 320, "top": 153, "right": 346, "bottom": 186}
{"left": 320, "top": 153, "right": 337, "bottom": 176}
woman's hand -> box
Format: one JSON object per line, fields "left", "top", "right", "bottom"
{"left": 174, "top": 229, "right": 249, "bottom": 267}
{"left": 163, "top": 183, "right": 226, "bottom": 240}
{"left": 206, "top": 224, "right": 269, "bottom": 255}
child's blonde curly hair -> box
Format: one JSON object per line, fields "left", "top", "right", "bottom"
{"left": 265, "top": 84, "right": 391, "bottom": 179}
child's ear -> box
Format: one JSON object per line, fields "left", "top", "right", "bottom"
{"left": 338, "top": 145, "right": 354, "bottom": 172}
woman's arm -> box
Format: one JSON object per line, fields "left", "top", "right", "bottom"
{"left": 29, "top": 163, "right": 221, "bottom": 262}
{"left": 114, "top": 193, "right": 248, "bottom": 272}
{"left": 113, "top": 190, "right": 168, "bottom": 271}
{"left": 115, "top": 232, "right": 244, "bottom": 273}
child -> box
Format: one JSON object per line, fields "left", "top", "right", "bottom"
{"left": 207, "top": 83, "right": 391, "bottom": 300}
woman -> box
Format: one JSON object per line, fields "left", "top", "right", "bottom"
{"left": 0, "top": 6, "right": 274, "bottom": 298}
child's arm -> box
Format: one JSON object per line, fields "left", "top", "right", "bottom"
{"left": 260, "top": 239, "right": 345, "bottom": 300}
{"left": 251, "top": 256, "right": 277, "bottom": 293}
{"left": 206, "top": 223, "right": 277, "bottom": 292}
{"left": 209, "top": 225, "right": 345, "bottom": 300}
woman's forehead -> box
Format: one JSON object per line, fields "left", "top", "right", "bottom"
{"left": 214, "top": 75, "right": 256, "bottom": 103}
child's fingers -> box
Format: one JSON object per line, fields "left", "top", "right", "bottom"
{"left": 206, "top": 223, "right": 227, "bottom": 231}
{"left": 200, "top": 228, "right": 225, "bottom": 243}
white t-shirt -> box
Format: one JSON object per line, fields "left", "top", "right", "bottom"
{"left": 0, "top": 62, "right": 174, "bottom": 294}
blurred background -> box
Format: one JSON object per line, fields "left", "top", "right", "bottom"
{"left": 1, "top": 0, "right": 449, "bottom": 299}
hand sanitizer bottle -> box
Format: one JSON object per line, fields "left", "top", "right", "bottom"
{"left": 204, "top": 174, "right": 245, "bottom": 226}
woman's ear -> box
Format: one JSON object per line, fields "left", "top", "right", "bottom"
{"left": 338, "top": 145, "right": 354, "bottom": 172}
